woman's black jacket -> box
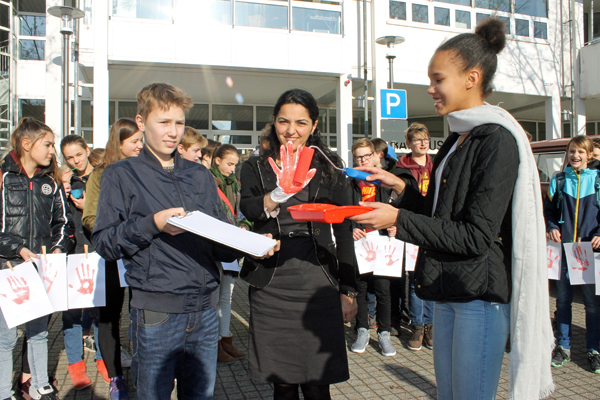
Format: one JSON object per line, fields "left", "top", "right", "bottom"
{"left": 0, "top": 152, "right": 75, "bottom": 269}
{"left": 394, "top": 124, "right": 518, "bottom": 303}
{"left": 240, "top": 155, "right": 358, "bottom": 293}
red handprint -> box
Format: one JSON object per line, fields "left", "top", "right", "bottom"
{"left": 0, "top": 276, "right": 30, "bottom": 305}
{"left": 384, "top": 246, "right": 400, "bottom": 266}
{"left": 360, "top": 241, "right": 378, "bottom": 262}
{"left": 42, "top": 262, "right": 58, "bottom": 294}
{"left": 268, "top": 142, "right": 317, "bottom": 194}
{"left": 68, "top": 263, "right": 95, "bottom": 295}
{"left": 407, "top": 245, "right": 418, "bottom": 261}
{"left": 547, "top": 248, "right": 559, "bottom": 270}
{"left": 573, "top": 245, "right": 590, "bottom": 271}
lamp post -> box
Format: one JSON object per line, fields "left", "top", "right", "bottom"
{"left": 375, "top": 35, "right": 405, "bottom": 90}
{"left": 48, "top": 6, "right": 85, "bottom": 140}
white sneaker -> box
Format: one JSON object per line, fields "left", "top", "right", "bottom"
{"left": 378, "top": 331, "right": 397, "bottom": 357}
{"left": 120, "top": 346, "right": 132, "bottom": 368}
{"left": 351, "top": 328, "right": 370, "bottom": 353}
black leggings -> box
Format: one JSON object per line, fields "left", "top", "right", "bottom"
{"left": 97, "top": 260, "right": 125, "bottom": 378}
{"left": 273, "top": 383, "right": 331, "bottom": 400}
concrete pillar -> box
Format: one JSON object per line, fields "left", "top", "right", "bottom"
{"left": 336, "top": 74, "right": 352, "bottom": 167}
{"left": 44, "top": 0, "right": 62, "bottom": 142}
{"left": 574, "top": 98, "right": 587, "bottom": 135}
{"left": 545, "top": 93, "right": 562, "bottom": 139}
{"left": 93, "top": 0, "right": 110, "bottom": 148}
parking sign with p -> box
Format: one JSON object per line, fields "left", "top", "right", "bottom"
{"left": 380, "top": 89, "right": 407, "bottom": 119}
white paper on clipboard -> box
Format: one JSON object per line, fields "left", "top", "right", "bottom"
{"left": 167, "top": 211, "right": 277, "bottom": 257}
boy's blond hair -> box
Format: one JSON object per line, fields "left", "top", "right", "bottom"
{"left": 405, "top": 122, "right": 429, "bottom": 142}
{"left": 351, "top": 138, "right": 375, "bottom": 154}
{"left": 567, "top": 135, "right": 594, "bottom": 155}
{"left": 137, "top": 83, "right": 193, "bottom": 121}
{"left": 180, "top": 126, "right": 208, "bottom": 150}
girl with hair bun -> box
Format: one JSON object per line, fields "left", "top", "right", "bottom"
{"left": 350, "top": 18, "right": 554, "bottom": 399}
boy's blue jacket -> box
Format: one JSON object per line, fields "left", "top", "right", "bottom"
{"left": 92, "top": 146, "right": 239, "bottom": 314}
{"left": 544, "top": 166, "right": 600, "bottom": 242}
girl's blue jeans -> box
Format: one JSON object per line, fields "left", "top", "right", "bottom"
{"left": 433, "top": 300, "right": 510, "bottom": 400}
{"left": 0, "top": 308, "right": 49, "bottom": 399}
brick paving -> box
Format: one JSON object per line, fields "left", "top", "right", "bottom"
{"left": 9, "top": 281, "right": 600, "bottom": 399}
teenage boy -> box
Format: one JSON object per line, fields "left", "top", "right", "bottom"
{"left": 92, "top": 83, "right": 243, "bottom": 399}
{"left": 393, "top": 122, "right": 434, "bottom": 351}
{"left": 349, "top": 138, "right": 397, "bottom": 357}
{"left": 177, "top": 126, "right": 208, "bottom": 163}
{"left": 371, "top": 137, "right": 398, "bottom": 173}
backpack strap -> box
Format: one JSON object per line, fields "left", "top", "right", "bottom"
{"left": 555, "top": 172, "right": 565, "bottom": 224}
{"left": 217, "top": 187, "right": 235, "bottom": 216}
{"left": 595, "top": 172, "right": 600, "bottom": 210}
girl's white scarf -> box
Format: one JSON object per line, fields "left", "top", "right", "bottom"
{"left": 448, "top": 104, "right": 555, "bottom": 400}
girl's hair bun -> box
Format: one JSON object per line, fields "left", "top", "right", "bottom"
{"left": 475, "top": 17, "right": 506, "bottom": 55}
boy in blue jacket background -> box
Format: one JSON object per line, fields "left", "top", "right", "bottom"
{"left": 544, "top": 135, "right": 600, "bottom": 373}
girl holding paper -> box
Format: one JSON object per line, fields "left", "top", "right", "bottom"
{"left": 0, "top": 118, "right": 74, "bottom": 400}
{"left": 240, "top": 89, "right": 357, "bottom": 400}
{"left": 544, "top": 135, "right": 600, "bottom": 373}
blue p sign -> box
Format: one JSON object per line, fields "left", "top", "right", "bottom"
{"left": 380, "top": 89, "right": 407, "bottom": 119}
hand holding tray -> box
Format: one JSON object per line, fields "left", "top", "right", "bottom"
{"left": 287, "top": 203, "right": 374, "bottom": 224}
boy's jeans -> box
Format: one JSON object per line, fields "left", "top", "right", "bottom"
{"left": 62, "top": 308, "right": 103, "bottom": 365}
{"left": 0, "top": 309, "right": 49, "bottom": 399}
{"left": 433, "top": 300, "right": 509, "bottom": 400}
{"left": 130, "top": 307, "right": 218, "bottom": 400}
{"left": 408, "top": 272, "right": 434, "bottom": 326}
{"left": 218, "top": 273, "right": 236, "bottom": 339}
{"left": 555, "top": 263, "right": 600, "bottom": 351}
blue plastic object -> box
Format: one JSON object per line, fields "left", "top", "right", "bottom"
{"left": 343, "top": 168, "right": 381, "bottom": 185}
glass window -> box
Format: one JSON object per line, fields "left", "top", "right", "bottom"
{"left": 474, "top": 0, "right": 510, "bottom": 12}
{"left": 82, "top": 130, "right": 94, "bottom": 145}
{"left": 19, "top": 40, "right": 44, "bottom": 60}
{"left": 215, "top": 134, "right": 253, "bottom": 145}
{"left": 586, "top": 122, "right": 596, "bottom": 136}
{"left": 292, "top": 7, "right": 340, "bottom": 34}
{"left": 329, "top": 136, "right": 337, "bottom": 148}
{"left": 562, "top": 123, "right": 570, "bottom": 138}
{"left": 112, "top": 0, "right": 172, "bottom": 20}
{"left": 235, "top": 1, "right": 288, "bottom": 30}
{"left": 435, "top": 0, "right": 471, "bottom": 5}
{"left": 519, "top": 121, "right": 537, "bottom": 141}
{"left": 186, "top": 104, "right": 209, "bottom": 130}
{"left": 534, "top": 21, "right": 547, "bottom": 39}
{"left": 516, "top": 18, "right": 529, "bottom": 36}
{"left": 0, "top": 6, "right": 7, "bottom": 31}
{"left": 109, "top": 101, "right": 116, "bottom": 126}
{"left": 536, "top": 152, "right": 564, "bottom": 182}
{"left": 515, "top": 0, "right": 547, "bottom": 17}
{"left": 476, "top": 13, "right": 489, "bottom": 26}
{"left": 295, "top": 0, "right": 341, "bottom": 4}
{"left": 82, "top": 0, "right": 93, "bottom": 25}
{"left": 17, "top": 0, "right": 45, "bottom": 12}
{"left": 81, "top": 100, "right": 93, "bottom": 128}
{"left": 352, "top": 109, "right": 372, "bottom": 136}
{"left": 538, "top": 122, "right": 545, "bottom": 141}
{"left": 212, "top": 105, "right": 253, "bottom": 131}
{"left": 317, "top": 109, "right": 327, "bottom": 134}
{"left": 390, "top": 1, "right": 407, "bottom": 21}
{"left": 256, "top": 106, "right": 273, "bottom": 131}
{"left": 412, "top": 4, "right": 429, "bottom": 23}
{"left": 329, "top": 109, "right": 337, "bottom": 134}
{"left": 117, "top": 101, "right": 137, "bottom": 119}
{"left": 499, "top": 16, "right": 510, "bottom": 34}
{"left": 20, "top": 15, "right": 45, "bottom": 36}
{"left": 456, "top": 10, "right": 471, "bottom": 29}
{"left": 19, "top": 99, "right": 45, "bottom": 122}
{"left": 209, "top": 0, "right": 232, "bottom": 25}
{"left": 434, "top": 7, "right": 450, "bottom": 26}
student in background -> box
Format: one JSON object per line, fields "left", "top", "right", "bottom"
{"left": 200, "top": 139, "right": 220, "bottom": 169}
{"left": 177, "top": 126, "right": 207, "bottom": 163}
{"left": 0, "top": 118, "right": 74, "bottom": 400}
{"left": 83, "top": 118, "right": 143, "bottom": 400}
{"left": 88, "top": 148, "right": 105, "bottom": 169}
{"left": 371, "top": 138, "right": 397, "bottom": 173}
{"left": 60, "top": 135, "right": 106, "bottom": 388}
{"left": 545, "top": 135, "right": 600, "bottom": 373}
{"left": 393, "top": 123, "right": 434, "bottom": 351}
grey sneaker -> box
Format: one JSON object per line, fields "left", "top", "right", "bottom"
{"left": 351, "top": 328, "right": 370, "bottom": 353}
{"left": 551, "top": 345, "right": 571, "bottom": 367}
{"left": 378, "top": 331, "right": 396, "bottom": 357}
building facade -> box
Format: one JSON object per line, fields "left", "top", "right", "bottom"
{"left": 8, "top": 0, "right": 600, "bottom": 164}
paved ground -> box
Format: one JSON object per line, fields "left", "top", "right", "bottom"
{"left": 9, "top": 281, "right": 600, "bottom": 399}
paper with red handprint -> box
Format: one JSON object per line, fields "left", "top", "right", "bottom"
{"left": 546, "top": 241, "right": 561, "bottom": 280}
{"left": 594, "top": 252, "right": 600, "bottom": 295}
{"left": 563, "top": 242, "right": 595, "bottom": 285}
{"left": 374, "top": 238, "right": 405, "bottom": 278}
{"left": 268, "top": 142, "right": 317, "bottom": 196}
{"left": 405, "top": 243, "right": 419, "bottom": 272}
{"left": 355, "top": 236, "right": 378, "bottom": 274}
{"left": 0, "top": 261, "right": 53, "bottom": 328}
{"left": 67, "top": 252, "right": 106, "bottom": 308}
{"left": 33, "top": 253, "right": 68, "bottom": 311}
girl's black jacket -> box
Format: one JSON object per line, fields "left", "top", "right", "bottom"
{"left": 0, "top": 152, "right": 74, "bottom": 269}
{"left": 239, "top": 155, "right": 358, "bottom": 293}
{"left": 394, "top": 124, "right": 518, "bottom": 303}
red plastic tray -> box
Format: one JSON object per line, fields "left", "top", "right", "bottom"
{"left": 287, "top": 203, "right": 374, "bottom": 224}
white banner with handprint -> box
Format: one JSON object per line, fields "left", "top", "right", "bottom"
{"left": 405, "top": 243, "right": 419, "bottom": 272}
{"left": 67, "top": 252, "right": 106, "bottom": 308}
{"left": 563, "top": 242, "right": 595, "bottom": 285}
{"left": 0, "top": 262, "right": 53, "bottom": 328}
{"left": 33, "top": 253, "right": 68, "bottom": 311}
{"left": 355, "top": 233, "right": 404, "bottom": 276}
{"left": 546, "top": 241, "right": 562, "bottom": 280}
{"left": 595, "top": 253, "right": 600, "bottom": 295}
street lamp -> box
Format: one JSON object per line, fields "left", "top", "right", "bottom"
{"left": 375, "top": 35, "right": 405, "bottom": 90}
{"left": 48, "top": 6, "right": 85, "bottom": 139}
